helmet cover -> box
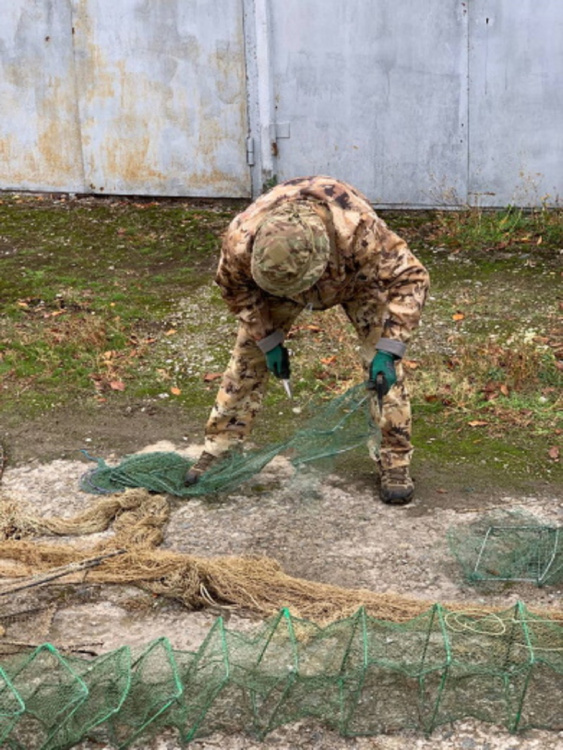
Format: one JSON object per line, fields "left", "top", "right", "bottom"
{"left": 251, "top": 202, "right": 330, "bottom": 297}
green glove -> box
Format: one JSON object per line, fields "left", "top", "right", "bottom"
{"left": 368, "top": 351, "right": 397, "bottom": 395}
{"left": 265, "top": 344, "right": 291, "bottom": 379}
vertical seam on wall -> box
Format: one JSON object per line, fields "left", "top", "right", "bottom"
{"left": 253, "top": 0, "right": 276, "bottom": 188}
{"left": 241, "top": 0, "right": 260, "bottom": 198}
{"left": 68, "top": 0, "right": 87, "bottom": 192}
{"left": 466, "top": 0, "right": 471, "bottom": 205}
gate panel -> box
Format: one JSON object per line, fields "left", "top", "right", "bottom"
{"left": 268, "top": 0, "right": 468, "bottom": 206}
{"left": 73, "top": 0, "right": 250, "bottom": 196}
{"left": 468, "top": 0, "right": 563, "bottom": 207}
{"left": 0, "top": 1, "right": 84, "bottom": 192}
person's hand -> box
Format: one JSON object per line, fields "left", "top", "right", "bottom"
{"left": 265, "top": 344, "right": 291, "bottom": 379}
{"left": 368, "top": 351, "right": 397, "bottom": 395}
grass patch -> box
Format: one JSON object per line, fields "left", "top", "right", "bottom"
{"left": 432, "top": 205, "right": 563, "bottom": 253}
{"left": 0, "top": 194, "right": 241, "bottom": 415}
{"left": 1, "top": 194, "right": 561, "bottom": 487}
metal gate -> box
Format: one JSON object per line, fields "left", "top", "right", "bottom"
{"left": 1, "top": 1, "right": 562, "bottom": 205}
{"left": 256, "top": 0, "right": 563, "bottom": 207}
{"left": 0, "top": 0, "right": 251, "bottom": 197}
{"left": 255, "top": 0, "right": 468, "bottom": 207}
{"left": 467, "top": 0, "right": 563, "bottom": 207}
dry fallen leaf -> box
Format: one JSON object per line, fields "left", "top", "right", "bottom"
{"left": 165, "top": 329, "right": 177, "bottom": 336}
{"left": 548, "top": 446, "right": 560, "bottom": 461}
{"left": 321, "top": 356, "right": 337, "bottom": 365}
{"left": 203, "top": 373, "right": 222, "bottom": 382}
{"left": 170, "top": 387, "right": 181, "bottom": 396}
{"left": 110, "top": 380, "right": 125, "bottom": 391}
{"left": 468, "top": 420, "right": 488, "bottom": 427}
{"left": 403, "top": 359, "right": 419, "bottom": 370}
{"left": 452, "top": 312, "right": 465, "bottom": 322}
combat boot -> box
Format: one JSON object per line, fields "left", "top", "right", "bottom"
{"left": 379, "top": 465, "right": 414, "bottom": 505}
{"left": 184, "top": 451, "right": 219, "bottom": 486}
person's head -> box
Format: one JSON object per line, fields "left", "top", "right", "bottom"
{"left": 251, "top": 202, "right": 330, "bottom": 297}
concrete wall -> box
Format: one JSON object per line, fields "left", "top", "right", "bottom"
{"left": 1, "top": 1, "right": 562, "bottom": 206}
{"left": 0, "top": 0, "right": 250, "bottom": 197}
{"left": 468, "top": 0, "right": 563, "bottom": 207}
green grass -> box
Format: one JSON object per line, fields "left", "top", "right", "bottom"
{"left": 434, "top": 205, "right": 563, "bottom": 252}
{"left": 0, "top": 195, "right": 561, "bottom": 487}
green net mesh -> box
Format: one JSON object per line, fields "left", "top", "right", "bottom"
{"left": 448, "top": 513, "right": 563, "bottom": 586}
{"left": 80, "top": 384, "right": 377, "bottom": 497}
{"left": 1, "top": 603, "right": 561, "bottom": 749}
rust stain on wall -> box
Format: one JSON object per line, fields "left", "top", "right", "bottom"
{"left": 103, "top": 134, "right": 166, "bottom": 185}
{"left": 36, "top": 76, "right": 83, "bottom": 181}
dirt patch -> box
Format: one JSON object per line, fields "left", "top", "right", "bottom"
{"left": 1, "top": 401, "right": 192, "bottom": 466}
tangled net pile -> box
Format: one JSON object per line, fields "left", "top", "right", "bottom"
{"left": 80, "top": 383, "right": 376, "bottom": 497}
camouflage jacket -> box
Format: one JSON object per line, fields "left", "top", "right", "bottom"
{"left": 215, "top": 176, "right": 429, "bottom": 346}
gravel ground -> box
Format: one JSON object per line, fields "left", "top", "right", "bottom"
{"left": 1, "top": 443, "right": 562, "bottom": 750}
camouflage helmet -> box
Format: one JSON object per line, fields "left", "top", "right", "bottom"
{"left": 251, "top": 201, "right": 330, "bottom": 297}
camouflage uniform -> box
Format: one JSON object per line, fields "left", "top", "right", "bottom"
{"left": 202, "top": 176, "right": 429, "bottom": 472}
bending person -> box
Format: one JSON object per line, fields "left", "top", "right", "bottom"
{"left": 186, "top": 176, "right": 430, "bottom": 505}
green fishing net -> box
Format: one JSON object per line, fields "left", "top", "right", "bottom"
{"left": 448, "top": 512, "right": 563, "bottom": 586}
{"left": 1, "top": 603, "right": 561, "bottom": 750}
{"left": 80, "top": 384, "right": 377, "bottom": 497}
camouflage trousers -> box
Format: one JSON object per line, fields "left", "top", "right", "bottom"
{"left": 203, "top": 297, "right": 413, "bottom": 471}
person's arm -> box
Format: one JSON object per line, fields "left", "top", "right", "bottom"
{"left": 374, "top": 228, "right": 430, "bottom": 352}
{"left": 367, "top": 226, "right": 429, "bottom": 395}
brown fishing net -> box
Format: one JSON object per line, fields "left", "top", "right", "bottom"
{"left": 1, "top": 488, "right": 562, "bottom": 625}
{"left": 0, "top": 489, "right": 432, "bottom": 624}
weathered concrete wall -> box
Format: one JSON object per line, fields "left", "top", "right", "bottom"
{"left": 468, "top": 0, "right": 563, "bottom": 206}
{"left": 267, "top": 0, "right": 468, "bottom": 207}
{"left": 0, "top": 0, "right": 251, "bottom": 197}
{"left": 1, "top": 1, "right": 562, "bottom": 205}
